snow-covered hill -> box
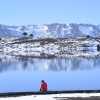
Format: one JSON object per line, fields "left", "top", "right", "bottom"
{"left": 0, "top": 23, "right": 100, "bottom": 38}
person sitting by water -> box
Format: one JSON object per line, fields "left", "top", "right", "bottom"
{"left": 40, "top": 80, "right": 48, "bottom": 93}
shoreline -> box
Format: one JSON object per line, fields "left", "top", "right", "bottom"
{"left": 0, "top": 93, "right": 100, "bottom": 100}
{"left": 0, "top": 90, "right": 100, "bottom": 97}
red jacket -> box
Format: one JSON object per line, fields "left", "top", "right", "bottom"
{"left": 40, "top": 82, "right": 48, "bottom": 92}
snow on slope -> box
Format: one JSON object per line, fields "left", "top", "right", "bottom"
{"left": 0, "top": 23, "right": 100, "bottom": 38}
{"left": 79, "top": 26, "right": 93, "bottom": 35}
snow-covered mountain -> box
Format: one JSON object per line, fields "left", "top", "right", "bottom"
{"left": 0, "top": 23, "right": 100, "bottom": 38}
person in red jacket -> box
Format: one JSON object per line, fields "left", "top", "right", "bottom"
{"left": 40, "top": 80, "right": 48, "bottom": 93}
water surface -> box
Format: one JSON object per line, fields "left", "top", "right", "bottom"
{"left": 0, "top": 55, "right": 100, "bottom": 93}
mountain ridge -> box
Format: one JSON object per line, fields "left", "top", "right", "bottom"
{"left": 0, "top": 23, "right": 100, "bottom": 38}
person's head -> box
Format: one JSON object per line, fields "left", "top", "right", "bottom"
{"left": 41, "top": 80, "right": 45, "bottom": 83}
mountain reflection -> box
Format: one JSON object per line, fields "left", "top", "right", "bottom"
{"left": 0, "top": 55, "right": 100, "bottom": 73}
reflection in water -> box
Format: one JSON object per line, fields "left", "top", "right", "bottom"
{"left": 0, "top": 55, "right": 100, "bottom": 92}
{"left": 0, "top": 55, "right": 100, "bottom": 73}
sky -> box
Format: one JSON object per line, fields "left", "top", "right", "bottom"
{"left": 0, "top": 0, "right": 100, "bottom": 25}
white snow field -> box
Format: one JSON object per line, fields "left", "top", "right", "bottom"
{"left": 0, "top": 93, "right": 100, "bottom": 100}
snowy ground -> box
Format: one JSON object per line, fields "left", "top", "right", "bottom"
{"left": 0, "top": 93, "right": 100, "bottom": 100}
{"left": 1, "top": 37, "right": 100, "bottom": 57}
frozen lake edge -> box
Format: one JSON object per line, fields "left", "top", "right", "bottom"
{"left": 0, "top": 92, "right": 100, "bottom": 100}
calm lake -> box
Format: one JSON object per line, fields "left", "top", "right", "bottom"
{"left": 0, "top": 54, "right": 100, "bottom": 93}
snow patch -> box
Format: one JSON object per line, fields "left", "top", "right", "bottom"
{"left": 79, "top": 26, "right": 93, "bottom": 35}
{"left": 0, "top": 93, "right": 100, "bottom": 100}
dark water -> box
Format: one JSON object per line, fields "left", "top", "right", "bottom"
{"left": 0, "top": 55, "right": 100, "bottom": 93}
